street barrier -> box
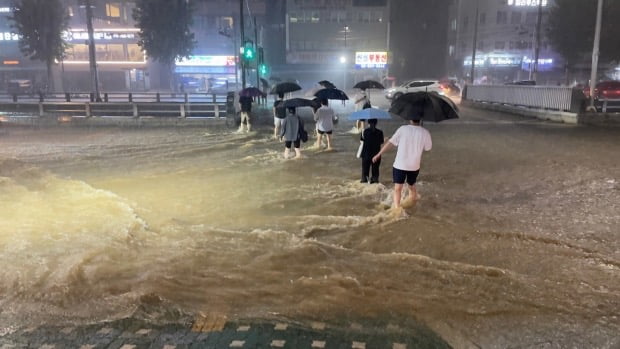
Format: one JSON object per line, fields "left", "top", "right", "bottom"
{"left": 463, "top": 85, "right": 585, "bottom": 113}
{"left": 0, "top": 92, "right": 227, "bottom": 104}
{"left": 0, "top": 101, "right": 226, "bottom": 119}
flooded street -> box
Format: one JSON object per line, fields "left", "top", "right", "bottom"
{"left": 0, "top": 107, "right": 619, "bottom": 348}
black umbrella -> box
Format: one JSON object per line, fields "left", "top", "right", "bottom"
{"left": 353, "top": 80, "right": 385, "bottom": 90}
{"left": 239, "top": 87, "right": 266, "bottom": 98}
{"left": 270, "top": 82, "right": 302, "bottom": 95}
{"left": 389, "top": 92, "right": 460, "bottom": 122}
{"left": 318, "top": 80, "right": 337, "bottom": 89}
{"left": 314, "top": 88, "right": 349, "bottom": 101}
{"left": 278, "top": 98, "right": 320, "bottom": 109}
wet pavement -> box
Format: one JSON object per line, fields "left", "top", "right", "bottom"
{"left": 0, "top": 316, "right": 449, "bottom": 349}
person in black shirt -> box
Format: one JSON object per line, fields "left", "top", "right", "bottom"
{"left": 238, "top": 96, "right": 253, "bottom": 132}
{"left": 360, "top": 118, "right": 384, "bottom": 183}
{"left": 273, "top": 93, "right": 286, "bottom": 139}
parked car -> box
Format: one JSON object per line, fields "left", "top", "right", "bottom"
{"left": 385, "top": 80, "right": 449, "bottom": 100}
{"left": 506, "top": 80, "right": 536, "bottom": 86}
{"left": 7, "top": 79, "right": 33, "bottom": 94}
{"left": 582, "top": 80, "right": 620, "bottom": 100}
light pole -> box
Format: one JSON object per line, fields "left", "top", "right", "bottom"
{"left": 469, "top": 0, "right": 479, "bottom": 84}
{"left": 588, "top": 0, "right": 604, "bottom": 111}
{"left": 84, "top": 0, "right": 100, "bottom": 101}
{"left": 530, "top": 0, "right": 544, "bottom": 82}
{"left": 340, "top": 55, "right": 347, "bottom": 90}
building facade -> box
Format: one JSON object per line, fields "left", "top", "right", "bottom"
{"left": 0, "top": 0, "right": 273, "bottom": 92}
{"left": 446, "top": 0, "right": 565, "bottom": 85}
{"left": 284, "top": 0, "right": 390, "bottom": 88}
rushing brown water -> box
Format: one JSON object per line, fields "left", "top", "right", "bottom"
{"left": 0, "top": 105, "right": 619, "bottom": 348}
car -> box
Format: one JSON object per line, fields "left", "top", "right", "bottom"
{"left": 506, "top": 80, "right": 536, "bottom": 86}
{"left": 582, "top": 81, "right": 620, "bottom": 100}
{"left": 385, "top": 80, "right": 449, "bottom": 100}
{"left": 7, "top": 79, "right": 33, "bottom": 94}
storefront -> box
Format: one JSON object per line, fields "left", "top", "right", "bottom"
{"left": 463, "top": 53, "right": 562, "bottom": 84}
{"left": 174, "top": 55, "right": 237, "bottom": 93}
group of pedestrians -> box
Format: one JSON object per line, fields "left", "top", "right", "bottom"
{"left": 241, "top": 87, "right": 432, "bottom": 209}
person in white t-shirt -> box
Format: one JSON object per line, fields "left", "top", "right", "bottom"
{"left": 314, "top": 98, "right": 335, "bottom": 149}
{"left": 372, "top": 118, "right": 432, "bottom": 208}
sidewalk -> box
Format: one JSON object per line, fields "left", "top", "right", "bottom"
{"left": 0, "top": 316, "right": 451, "bottom": 349}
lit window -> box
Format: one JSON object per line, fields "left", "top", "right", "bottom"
{"left": 106, "top": 3, "right": 120, "bottom": 18}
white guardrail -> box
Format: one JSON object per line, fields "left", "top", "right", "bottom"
{"left": 464, "top": 85, "right": 584, "bottom": 113}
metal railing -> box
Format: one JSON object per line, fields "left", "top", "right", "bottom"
{"left": 0, "top": 92, "right": 228, "bottom": 104}
{"left": 0, "top": 101, "right": 226, "bottom": 118}
{"left": 464, "top": 85, "right": 585, "bottom": 113}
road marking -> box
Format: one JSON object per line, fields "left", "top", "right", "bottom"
{"left": 270, "top": 340, "right": 286, "bottom": 347}
{"left": 352, "top": 341, "right": 366, "bottom": 349}
{"left": 229, "top": 340, "right": 245, "bottom": 347}
{"left": 311, "top": 340, "right": 326, "bottom": 348}
{"left": 192, "top": 313, "right": 228, "bottom": 332}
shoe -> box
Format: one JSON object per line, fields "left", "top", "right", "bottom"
{"left": 370, "top": 179, "right": 378, "bottom": 184}
{"left": 360, "top": 178, "right": 368, "bottom": 183}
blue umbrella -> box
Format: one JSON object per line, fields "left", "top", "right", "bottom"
{"left": 348, "top": 108, "right": 391, "bottom": 121}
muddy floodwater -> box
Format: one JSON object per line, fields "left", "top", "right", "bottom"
{"left": 0, "top": 107, "right": 619, "bottom": 348}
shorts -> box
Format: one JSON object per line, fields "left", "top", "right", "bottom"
{"left": 392, "top": 167, "right": 420, "bottom": 186}
{"left": 274, "top": 117, "right": 285, "bottom": 127}
{"left": 317, "top": 129, "right": 332, "bottom": 135}
{"left": 285, "top": 140, "right": 301, "bottom": 149}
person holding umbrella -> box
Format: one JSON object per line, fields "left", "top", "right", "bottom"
{"left": 238, "top": 95, "right": 254, "bottom": 133}
{"left": 353, "top": 88, "right": 371, "bottom": 132}
{"left": 313, "top": 98, "right": 335, "bottom": 150}
{"left": 372, "top": 112, "right": 432, "bottom": 209}
{"left": 360, "top": 118, "right": 384, "bottom": 184}
{"left": 273, "top": 92, "right": 286, "bottom": 139}
{"left": 280, "top": 107, "right": 305, "bottom": 159}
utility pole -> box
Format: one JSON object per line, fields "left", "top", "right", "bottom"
{"left": 84, "top": 0, "right": 100, "bottom": 101}
{"left": 469, "top": 0, "right": 479, "bottom": 85}
{"left": 588, "top": 0, "right": 603, "bottom": 111}
{"left": 239, "top": 0, "right": 246, "bottom": 89}
{"left": 530, "top": 0, "right": 544, "bottom": 82}
{"left": 254, "top": 16, "right": 259, "bottom": 89}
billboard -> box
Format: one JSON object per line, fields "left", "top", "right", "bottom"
{"left": 176, "top": 55, "right": 236, "bottom": 67}
{"left": 355, "top": 51, "right": 388, "bottom": 69}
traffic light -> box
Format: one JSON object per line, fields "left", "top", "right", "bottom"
{"left": 259, "top": 63, "right": 268, "bottom": 76}
{"left": 242, "top": 40, "right": 255, "bottom": 61}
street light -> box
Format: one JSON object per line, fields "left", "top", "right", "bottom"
{"left": 340, "top": 55, "right": 347, "bottom": 90}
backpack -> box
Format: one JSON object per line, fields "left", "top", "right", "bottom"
{"left": 298, "top": 119, "right": 308, "bottom": 143}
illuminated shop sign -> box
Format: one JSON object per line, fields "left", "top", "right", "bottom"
{"left": 176, "top": 55, "right": 236, "bottom": 67}
{"left": 0, "top": 32, "right": 19, "bottom": 41}
{"left": 464, "top": 55, "right": 554, "bottom": 69}
{"left": 355, "top": 51, "right": 388, "bottom": 69}
{"left": 0, "top": 7, "right": 11, "bottom": 13}
{"left": 507, "top": 0, "right": 548, "bottom": 6}
{"left": 63, "top": 30, "right": 137, "bottom": 41}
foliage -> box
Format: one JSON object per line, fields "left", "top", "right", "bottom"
{"left": 132, "top": 0, "right": 196, "bottom": 67}
{"left": 548, "top": 0, "right": 620, "bottom": 66}
{"left": 9, "top": 0, "right": 69, "bottom": 90}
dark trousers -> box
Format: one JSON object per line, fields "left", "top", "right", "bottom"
{"left": 361, "top": 157, "right": 381, "bottom": 182}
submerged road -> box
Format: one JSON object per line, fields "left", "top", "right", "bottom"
{"left": 0, "top": 105, "right": 619, "bottom": 348}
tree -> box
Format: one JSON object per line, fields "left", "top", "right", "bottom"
{"left": 9, "top": 0, "right": 69, "bottom": 92}
{"left": 133, "top": 0, "right": 196, "bottom": 90}
{"left": 548, "top": 0, "right": 620, "bottom": 80}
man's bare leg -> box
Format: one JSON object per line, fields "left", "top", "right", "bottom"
{"left": 393, "top": 183, "right": 404, "bottom": 208}
{"left": 326, "top": 134, "right": 332, "bottom": 150}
